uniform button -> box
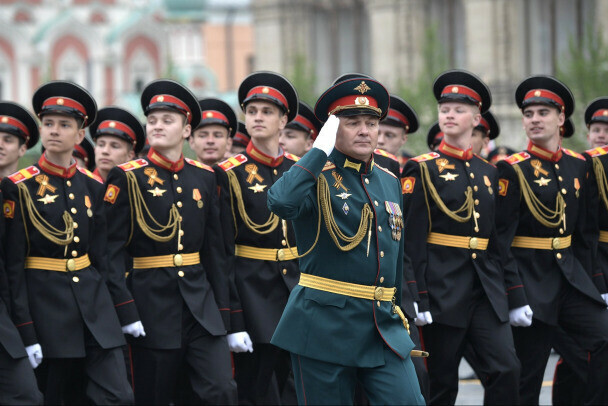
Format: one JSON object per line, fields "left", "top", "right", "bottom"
{"left": 173, "top": 174, "right": 179, "bottom": 180}
{"left": 71, "top": 250, "right": 78, "bottom": 257}
{"left": 178, "top": 244, "right": 184, "bottom": 251}
{"left": 470, "top": 173, "right": 475, "bottom": 179}
{"left": 473, "top": 185, "right": 478, "bottom": 192}
{"left": 71, "top": 207, "right": 77, "bottom": 214}
{"left": 558, "top": 176, "right": 563, "bottom": 181}
{"left": 177, "top": 201, "right": 183, "bottom": 208}
{"left": 178, "top": 270, "right": 185, "bottom": 277}
{"left": 273, "top": 169, "right": 278, "bottom": 175}
{"left": 380, "top": 251, "right": 385, "bottom": 257}
{"left": 474, "top": 199, "right": 479, "bottom": 205}
{"left": 561, "top": 188, "right": 567, "bottom": 195}
{"left": 69, "top": 193, "right": 75, "bottom": 200}
{"left": 559, "top": 228, "right": 564, "bottom": 235}
{"left": 472, "top": 253, "right": 477, "bottom": 259}
{"left": 282, "top": 268, "right": 287, "bottom": 275}
{"left": 377, "top": 301, "right": 381, "bottom": 307}
{"left": 176, "top": 187, "right": 182, "bottom": 193}
{"left": 465, "top": 162, "right": 470, "bottom": 167}
{"left": 555, "top": 164, "right": 560, "bottom": 170}
{"left": 556, "top": 253, "right": 562, "bottom": 259}
{"left": 72, "top": 276, "right": 79, "bottom": 283}
{"left": 365, "top": 178, "right": 369, "bottom": 184}
{"left": 66, "top": 180, "right": 72, "bottom": 187}
{"left": 374, "top": 200, "right": 378, "bottom": 206}
{"left": 380, "top": 276, "right": 384, "bottom": 283}
{"left": 378, "top": 226, "right": 382, "bottom": 232}
{"left": 281, "top": 239, "right": 286, "bottom": 246}
{"left": 73, "top": 222, "right": 78, "bottom": 229}
{"left": 73, "top": 236, "right": 80, "bottom": 243}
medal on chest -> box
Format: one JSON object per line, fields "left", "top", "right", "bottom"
{"left": 385, "top": 201, "right": 403, "bottom": 241}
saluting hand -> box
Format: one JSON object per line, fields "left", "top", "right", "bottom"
{"left": 313, "top": 115, "right": 340, "bottom": 156}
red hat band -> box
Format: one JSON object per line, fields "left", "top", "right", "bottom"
{"left": 0, "top": 115, "right": 29, "bottom": 138}
{"left": 42, "top": 96, "right": 87, "bottom": 118}
{"left": 149, "top": 94, "right": 192, "bottom": 123}
{"left": 328, "top": 95, "right": 381, "bottom": 116}
{"left": 98, "top": 120, "right": 137, "bottom": 143}
{"left": 234, "top": 132, "right": 249, "bottom": 145}
{"left": 201, "top": 110, "right": 229, "bottom": 126}
{"left": 441, "top": 85, "right": 482, "bottom": 106}
{"left": 478, "top": 117, "right": 490, "bottom": 134}
{"left": 592, "top": 109, "right": 608, "bottom": 120}
{"left": 245, "top": 86, "right": 289, "bottom": 111}
{"left": 524, "top": 89, "right": 565, "bottom": 110}
{"left": 293, "top": 115, "right": 317, "bottom": 138}
{"left": 387, "top": 109, "right": 410, "bottom": 130}
{"left": 73, "top": 144, "right": 89, "bottom": 162}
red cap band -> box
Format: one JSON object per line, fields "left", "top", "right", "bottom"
{"left": 234, "top": 132, "right": 249, "bottom": 145}
{"left": 387, "top": 108, "right": 410, "bottom": 129}
{"left": 441, "top": 85, "right": 482, "bottom": 105}
{"left": 328, "top": 95, "right": 380, "bottom": 116}
{"left": 73, "top": 145, "right": 89, "bottom": 162}
{"left": 246, "top": 86, "right": 289, "bottom": 110}
{"left": 0, "top": 116, "right": 29, "bottom": 137}
{"left": 592, "top": 109, "right": 608, "bottom": 119}
{"left": 478, "top": 117, "right": 490, "bottom": 133}
{"left": 524, "top": 89, "right": 564, "bottom": 109}
{"left": 98, "top": 120, "right": 136, "bottom": 143}
{"left": 293, "top": 115, "right": 317, "bottom": 138}
{"left": 149, "top": 94, "right": 192, "bottom": 123}
{"left": 201, "top": 110, "right": 229, "bottom": 125}
{"left": 42, "top": 96, "right": 87, "bottom": 117}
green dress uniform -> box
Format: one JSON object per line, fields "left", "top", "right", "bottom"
{"left": 269, "top": 77, "right": 424, "bottom": 406}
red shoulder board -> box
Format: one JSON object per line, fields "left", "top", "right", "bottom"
{"left": 375, "top": 164, "right": 397, "bottom": 179}
{"left": 474, "top": 154, "right": 495, "bottom": 167}
{"left": 585, "top": 146, "right": 608, "bottom": 158}
{"left": 412, "top": 152, "right": 440, "bottom": 163}
{"left": 562, "top": 148, "right": 585, "bottom": 161}
{"left": 78, "top": 167, "right": 103, "bottom": 183}
{"left": 218, "top": 154, "right": 247, "bottom": 171}
{"left": 505, "top": 152, "right": 531, "bottom": 165}
{"left": 118, "top": 159, "right": 149, "bottom": 172}
{"left": 374, "top": 148, "right": 399, "bottom": 161}
{"left": 322, "top": 161, "right": 336, "bottom": 171}
{"left": 8, "top": 166, "right": 40, "bottom": 184}
{"left": 185, "top": 158, "right": 214, "bottom": 172}
{"left": 284, "top": 153, "right": 300, "bottom": 162}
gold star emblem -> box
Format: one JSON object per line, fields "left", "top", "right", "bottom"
{"left": 452, "top": 86, "right": 459, "bottom": 93}
{"left": 1, "top": 117, "right": 7, "bottom": 123}
{"left": 534, "top": 177, "right": 551, "bottom": 187}
{"left": 147, "top": 187, "right": 167, "bottom": 197}
{"left": 37, "top": 194, "right": 59, "bottom": 205}
{"left": 57, "top": 98, "right": 64, "bottom": 105}
{"left": 109, "top": 121, "right": 116, "bottom": 127}
{"left": 439, "top": 172, "right": 459, "bottom": 181}
{"left": 354, "top": 81, "right": 371, "bottom": 94}
{"left": 206, "top": 112, "right": 213, "bottom": 118}
{"left": 248, "top": 183, "right": 267, "bottom": 193}
{"left": 157, "top": 96, "right": 164, "bottom": 102}
{"left": 336, "top": 192, "right": 352, "bottom": 200}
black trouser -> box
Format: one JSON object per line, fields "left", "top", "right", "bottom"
{"left": 0, "top": 346, "right": 42, "bottom": 405}
{"left": 130, "top": 307, "right": 236, "bottom": 405}
{"left": 551, "top": 328, "right": 587, "bottom": 405}
{"left": 512, "top": 282, "right": 608, "bottom": 405}
{"left": 233, "top": 343, "right": 294, "bottom": 405}
{"left": 422, "top": 296, "right": 520, "bottom": 405}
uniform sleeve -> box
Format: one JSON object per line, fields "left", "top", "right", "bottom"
{"left": 0, "top": 178, "right": 37, "bottom": 346}
{"left": 583, "top": 156, "right": 606, "bottom": 293}
{"left": 103, "top": 167, "right": 141, "bottom": 325}
{"left": 495, "top": 161, "right": 529, "bottom": 309}
{"left": 0, "top": 191, "right": 11, "bottom": 317}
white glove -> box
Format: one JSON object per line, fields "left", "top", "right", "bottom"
{"left": 25, "top": 344, "right": 43, "bottom": 369}
{"left": 313, "top": 115, "right": 339, "bottom": 156}
{"left": 415, "top": 311, "right": 433, "bottom": 327}
{"left": 122, "top": 321, "right": 146, "bottom": 337}
{"left": 227, "top": 331, "right": 253, "bottom": 353}
{"left": 602, "top": 293, "right": 608, "bottom": 307}
{"left": 509, "top": 305, "right": 533, "bottom": 327}
{"left": 413, "top": 302, "right": 419, "bottom": 316}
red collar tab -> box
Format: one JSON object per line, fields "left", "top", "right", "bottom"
{"left": 246, "top": 86, "right": 289, "bottom": 111}
{"left": 0, "top": 115, "right": 30, "bottom": 139}
{"left": 42, "top": 96, "right": 87, "bottom": 119}
{"left": 149, "top": 94, "right": 192, "bottom": 123}
{"left": 147, "top": 148, "right": 185, "bottom": 172}
{"left": 328, "top": 95, "right": 381, "bottom": 116}
{"left": 38, "top": 154, "right": 78, "bottom": 178}
{"left": 524, "top": 89, "right": 565, "bottom": 111}
{"left": 246, "top": 142, "right": 284, "bottom": 167}
{"left": 527, "top": 141, "right": 563, "bottom": 162}
{"left": 387, "top": 108, "right": 410, "bottom": 131}
{"left": 438, "top": 140, "right": 473, "bottom": 160}
{"left": 441, "top": 85, "right": 482, "bottom": 106}
{"left": 73, "top": 144, "right": 90, "bottom": 165}
{"left": 478, "top": 117, "right": 490, "bottom": 134}
{"left": 201, "top": 110, "right": 230, "bottom": 126}
{"left": 97, "top": 120, "right": 136, "bottom": 143}
{"left": 592, "top": 109, "right": 608, "bottom": 120}
{"left": 293, "top": 115, "right": 318, "bottom": 139}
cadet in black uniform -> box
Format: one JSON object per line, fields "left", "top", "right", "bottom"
{"left": 496, "top": 75, "right": 608, "bottom": 405}
{"left": 402, "top": 70, "right": 520, "bottom": 405}
{"left": 1, "top": 81, "right": 136, "bottom": 404}
{"left": 104, "top": 79, "right": 237, "bottom": 405}
{"left": 0, "top": 102, "right": 40, "bottom": 179}
{"left": 215, "top": 71, "right": 299, "bottom": 405}
{"left": 279, "top": 101, "right": 321, "bottom": 158}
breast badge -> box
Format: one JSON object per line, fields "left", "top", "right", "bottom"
{"left": 385, "top": 201, "right": 403, "bottom": 241}
{"left": 483, "top": 175, "right": 493, "bottom": 194}
{"left": 248, "top": 183, "right": 267, "bottom": 193}
{"left": 342, "top": 202, "right": 350, "bottom": 215}
{"left": 533, "top": 177, "right": 551, "bottom": 187}
{"left": 439, "top": 172, "right": 458, "bottom": 181}
{"left": 245, "top": 164, "right": 264, "bottom": 184}
{"left": 530, "top": 159, "right": 548, "bottom": 177}
{"left": 436, "top": 158, "right": 455, "bottom": 173}
{"left": 37, "top": 194, "right": 58, "bottom": 205}
{"left": 144, "top": 167, "right": 164, "bottom": 187}
{"left": 35, "top": 174, "right": 56, "bottom": 196}
{"left": 332, "top": 171, "right": 348, "bottom": 192}
{"left": 84, "top": 195, "right": 93, "bottom": 217}
{"left": 193, "top": 188, "right": 204, "bottom": 208}
{"left": 147, "top": 187, "right": 167, "bottom": 197}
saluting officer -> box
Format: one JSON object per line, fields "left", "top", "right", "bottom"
{"left": 103, "top": 79, "right": 237, "bottom": 405}
{"left": 279, "top": 101, "right": 322, "bottom": 158}
{"left": 496, "top": 75, "right": 608, "bottom": 404}
{"left": 402, "top": 70, "right": 520, "bottom": 405}
{"left": 1, "top": 81, "right": 136, "bottom": 404}
{"left": 215, "top": 71, "right": 299, "bottom": 405}
{"left": 189, "top": 98, "right": 237, "bottom": 167}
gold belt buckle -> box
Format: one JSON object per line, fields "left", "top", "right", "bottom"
{"left": 173, "top": 254, "right": 183, "bottom": 267}
{"left": 277, "top": 249, "right": 285, "bottom": 261}
{"left": 374, "top": 286, "right": 384, "bottom": 300}
{"left": 552, "top": 238, "right": 561, "bottom": 250}
{"left": 66, "top": 258, "right": 76, "bottom": 272}
{"left": 469, "top": 237, "right": 478, "bottom": 250}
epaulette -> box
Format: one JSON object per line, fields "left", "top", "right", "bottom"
{"left": 412, "top": 152, "right": 440, "bottom": 163}
{"left": 284, "top": 152, "right": 300, "bottom": 162}
{"left": 218, "top": 154, "right": 247, "bottom": 171}
{"left": 562, "top": 148, "right": 585, "bottom": 161}
{"left": 77, "top": 167, "right": 103, "bottom": 183}
{"left": 118, "top": 159, "right": 149, "bottom": 172}
{"left": 474, "top": 154, "right": 496, "bottom": 167}
{"left": 375, "top": 164, "right": 397, "bottom": 179}
{"left": 322, "top": 161, "right": 336, "bottom": 171}
{"left": 185, "top": 158, "right": 214, "bottom": 172}
{"left": 374, "top": 148, "right": 398, "bottom": 161}
{"left": 8, "top": 166, "right": 40, "bottom": 184}
{"left": 585, "top": 146, "right": 608, "bottom": 158}
{"left": 505, "top": 152, "right": 530, "bottom": 165}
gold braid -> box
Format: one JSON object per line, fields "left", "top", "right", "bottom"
{"left": 17, "top": 183, "right": 74, "bottom": 246}
{"left": 512, "top": 164, "right": 565, "bottom": 228}
{"left": 125, "top": 171, "right": 180, "bottom": 244}
{"left": 593, "top": 157, "right": 608, "bottom": 211}
{"left": 227, "top": 170, "right": 280, "bottom": 235}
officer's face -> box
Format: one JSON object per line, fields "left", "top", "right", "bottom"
{"left": 279, "top": 128, "right": 312, "bottom": 157}
{"left": 522, "top": 105, "right": 564, "bottom": 144}
{"left": 94, "top": 135, "right": 135, "bottom": 175}
{"left": 0, "top": 133, "right": 27, "bottom": 170}
{"left": 188, "top": 124, "right": 232, "bottom": 166}
{"left": 40, "top": 114, "right": 85, "bottom": 156}
{"left": 470, "top": 129, "right": 489, "bottom": 155}
{"left": 244, "top": 101, "right": 287, "bottom": 141}
{"left": 377, "top": 124, "right": 407, "bottom": 155}
{"left": 438, "top": 103, "right": 480, "bottom": 140}
{"left": 587, "top": 122, "right": 608, "bottom": 149}
{"left": 146, "top": 110, "right": 191, "bottom": 152}
{"left": 335, "top": 115, "right": 379, "bottom": 162}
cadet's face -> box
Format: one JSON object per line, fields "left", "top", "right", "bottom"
{"left": 438, "top": 103, "right": 480, "bottom": 139}
{"left": 279, "top": 128, "right": 312, "bottom": 157}
{"left": 40, "top": 114, "right": 85, "bottom": 155}
{"left": 244, "top": 101, "right": 287, "bottom": 141}
{"left": 188, "top": 124, "right": 232, "bottom": 165}
{"left": 587, "top": 122, "right": 608, "bottom": 149}
{"left": 470, "top": 129, "right": 489, "bottom": 155}
{"left": 146, "top": 110, "right": 190, "bottom": 152}
{"left": 522, "top": 105, "right": 564, "bottom": 144}
{"left": 94, "top": 135, "right": 134, "bottom": 173}
{"left": 0, "top": 133, "right": 26, "bottom": 169}
{"left": 335, "top": 115, "right": 379, "bottom": 162}
{"left": 377, "top": 124, "right": 406, "bottom": 155}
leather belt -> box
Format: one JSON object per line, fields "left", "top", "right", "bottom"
{"left": 600, "top": 231, "right": 608, "bottom": 243}
{"left": 25, "top": 254, "right": 91, "bottom": 272}
{"left": 132, "top": 253, "right": 200, "bottom": 269}
{"left": 427, "top": 232, "right": 489, "bottom": 250}
{"left": 511, "top": 235, "right": 572, "bottom": 250}
{"left": 299, "top": 273, "right": 395, "bottom": 301}
{"left": 235, "top": 245, "right": 298, "bottom": 261}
